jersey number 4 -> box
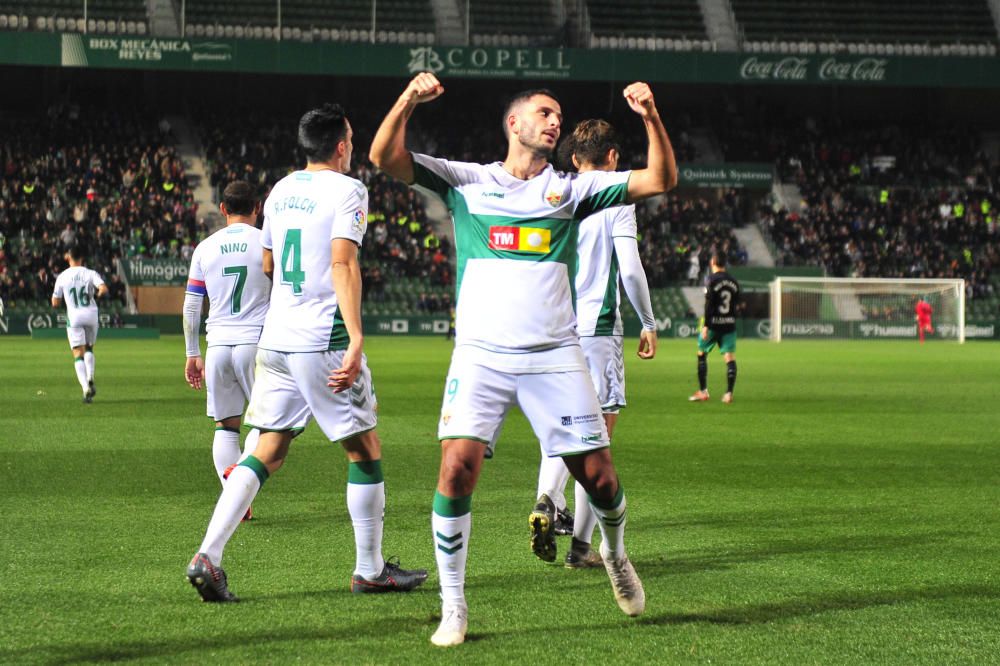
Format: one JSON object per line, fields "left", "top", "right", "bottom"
{"left": 222, "top": 265, "right": 248, "bottom": 314}
{"left": 281, "top": 229, "right": 306, "bottom": 295}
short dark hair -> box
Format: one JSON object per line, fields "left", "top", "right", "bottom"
{"left": 502, "top": 88, "right": 559, "bottom": 138}
{"left": 67, "top": 245, "right": 83, "bottom": 261}
{"left": 222, "top": 180, "right": 257, "bottom": 216}
{"left": 712, "top": 251, "right": 728, "bottom": 268}
{"left": 567, "top": 119, "right": 619, "bottom": 169}
{"left": 298, "top": 103, "right": 349, "bottom": 163}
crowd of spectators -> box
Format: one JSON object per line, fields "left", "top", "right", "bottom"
{"left": 634, "top": 189, "right": 748, "bottom": 288}
{"left": 9, "top": 92, "right": 997, "bottom": 322}
{"left": 0, "top": 103, "right": 200, "bottom": 310}
{"left": 738, "top": 113, "right": 1000, "bottom": 307}
{"left": 198, "top": 109, "right": 453, "bottom": 313}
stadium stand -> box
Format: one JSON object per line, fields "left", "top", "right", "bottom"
{"left": 734, "top": 0, "right": 999, "bottom": 56}
{"left": 586, "top": 0, "right": 713, "bottom": 50}
{"left": 736, "top": 112, "right": 1000, "bottom": 318}
{"left": 0, "top": 0, "right": 147, "bottom": 34}
{"left": 0, "top": 103, "right": 199, "bottom": 312}
{"left": 182, "top": 0, "right": 436, "bottom": 44}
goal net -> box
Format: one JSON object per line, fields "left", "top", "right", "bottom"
{"left": 769, "top": 277, "right": 965, "bottom": 342}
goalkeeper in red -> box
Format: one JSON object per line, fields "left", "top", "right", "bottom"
{"left": 915, "top": 297, "right": 934, "bottom": 343}
{"left": 689, "top": 252, "right": 740, "bottom": 404}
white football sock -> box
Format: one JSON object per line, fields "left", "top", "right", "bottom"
{"left": 573, "top": 480, "right": 599, "bottom": 546}
{"left": 347, "top": 481, "right": 386, "bottom": 578}
{"left": 212, "top": 428, "right": 241, "bottom": 484}
{"left": 83, "top": 351, "right": 95, "bottom": 382}
{"left": 74, "top": 358, "right": 89, "bottom": 392}
{"left": 591, "top": 491, "right": 627, "bottom": 561}
{"left": 537, "top": 454, "right": 571, "bottom": 511}
{"left": 198, "top": 461, "right": 265, "bottom": 566}
{"left": 240, "top": 428, "right": 260, "bottom": 462}
{"left": 433, "top": 492, "right": 472, "bottom": 606}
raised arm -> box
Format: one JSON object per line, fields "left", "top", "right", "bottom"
{"left": 622, "top": 82, "right": 678, "bottom": 202}
{"left": 369, "top": 72, "right": 445, "bottom": 183}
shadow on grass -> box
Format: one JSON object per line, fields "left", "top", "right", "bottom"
{"left": 633, "top": 530, "right": 972, "bottom": 577}
{"left": 4, "top": 613, "right": 431, "bottom": 664}
{"left": 638, "top": 582, "right": 1000, "bottom": 626}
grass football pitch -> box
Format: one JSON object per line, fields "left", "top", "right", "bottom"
{"left": 1, "top": 336, "right": 999, "bottom": 664}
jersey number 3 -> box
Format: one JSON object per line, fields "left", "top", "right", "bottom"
{"left": 717, "top": 291, "right": 732, "bottom": 315}
{"left": 281, "top": 229, "right": 306, "bottom": 295}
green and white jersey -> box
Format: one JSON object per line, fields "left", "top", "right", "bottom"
{"left": 186, "top": 223, "right": 270, "bottom": 347}
{"left": 258, "top": 169, "right": 368, "bottom": 353}
{"left": 411, "top": 153, "right": 630, "bottom": 360}
{"left": 52, "top": 266, "right": 104, "bottom": 327}
{"left": 575, "top": 205, "right": 636, "bottom": 337}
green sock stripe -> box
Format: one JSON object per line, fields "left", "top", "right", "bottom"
{"left": 215, "top": 426, "right": 240, "bottom": 433}
{"left": 238, "top": 455, "right": 269, "bottom": 484}
{"left": 588, "top": 485, "right": 625, "bottom": 512}
{"left": 433, "top": 491, "right": 472, "bottom": 517}
{"left": 348, "top": 460, "right": 383, "bottom": 484}
{"left": 602, "top": 510, "right": 627, "bottom": 527}
{"left": 74, "top": 358, "right": 84, "bottom": 363}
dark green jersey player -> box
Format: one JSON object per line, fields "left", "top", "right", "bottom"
{"left": 689, "top": 252, "right": 740, "bottom": 403}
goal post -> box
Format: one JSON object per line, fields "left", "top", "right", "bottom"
{"left": 769, "top": 277, "right": 965, "bottom": 343}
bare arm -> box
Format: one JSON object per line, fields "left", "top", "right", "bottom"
{"left": 622, "top": 82, "right": 678, "bottom": 202}
{"left": 369, "top": 72, "right": 445, "bottom": 183}
{"left": 327, "top": 238, "right": 364, "bottom": 392}
{"left": 262, "top": 248, "right": 274, "bottom": 280}
{"left": 51, "top": 296, "right": 62, "bottom": 308}
{"left": 97, "top": 284, "right": 109, "bottom": 298}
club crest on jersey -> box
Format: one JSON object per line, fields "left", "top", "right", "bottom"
{"left": 545, "top": 190, "right": 563, "bottom": 207}
{"left": 352, "top": 209, "right": 367, "bottom": 233}
{"left": 488, "top": 226, "right": 551, "bottom": 253}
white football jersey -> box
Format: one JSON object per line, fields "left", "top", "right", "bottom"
{"left": 411, "top": 153, "right": 630, "bottom": 357}
{"left": 52, "top": 266, "right": 104, "bottom": 326}
{"left": 257, "top": 169, "right": 368, "bottom": 352}
{"left": 575, "top": 205, "right": 636, "bottom": 337}
{"left": 185, "top": 222, "right": 270, "bottom": 347}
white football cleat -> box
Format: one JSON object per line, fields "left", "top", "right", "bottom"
{"left": 431, "top": 602, "right": 469, "bottom": 647}
{"left": 721, "top": 392, "right": 733, "bottom": 404}
{"left": 603, "top": 551, "right": 645, "bottom": 617}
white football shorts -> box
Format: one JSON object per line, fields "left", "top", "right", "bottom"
{"left": 205, "top": 344, "right": 257, "bottom": 421}
{"left": 580, "top": 335, "right": 626, "bottom": 414}
{"left": 438, "top": 347, "right": 609, "bottom": 458}
{"left": 245, "top": 348, "right": 377, "bottom": 442}
{"left": 66, "top": 317, "right": 98, "bottom": 348}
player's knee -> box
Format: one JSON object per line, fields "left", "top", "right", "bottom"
{"left": 342, "top": 429, "right": 381, "bottom": 460}
{"left": 584, "top": 467, "right": 619, "bottom": 502}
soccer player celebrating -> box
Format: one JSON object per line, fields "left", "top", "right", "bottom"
{"left": 182, "top": 180, "right": 270, "bottom": 513}
{"left": 532, "top": 119, "right": 658, "bottom": 569}
{"left": 689, "top": 252, "right": 740, "bottom": 404}
{"left": 51, "top": 246, "right": 108, "bottom": 403}
{"left": 370, "top": 73, "right": 677, "bottom": 646}
{"left": 186, "top": 103, "right": 427, "bottom": 603}
{"left": 915, "top": 297, "right": 934, "bottom": 343}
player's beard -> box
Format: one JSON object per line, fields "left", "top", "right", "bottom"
{"left": 521, "top": 133, "right": 555, "bottom": 159}
{"left": 517, "top": 119, "right": 557, "bottom": 159}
